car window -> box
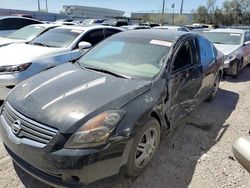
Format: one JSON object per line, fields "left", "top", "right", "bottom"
{"left": 177, "top": 27, "right": 188, "bottom": 32}
{"left": 173, "top": 40, "right": 193, "bottom": 71}
{"left": 7, "top": 25, "right": 45, "bottom": 40}
{"left": 32, "top": 28, "right": 83, "bottom": 48}
{"left": 104, "top": 28, "right": 121, "bottom": 38}
{"left": 0, "top": 18, "right": 22, "bottom": 30}
{"left": 244, "top": 32, "right": 250, "bottom": 42}
{"left": 82, "top": 29, "right": 105, "bottom": 46}
{"left": 17, "top": 19, "right": 41, "bottom": 28}
{"left": 198, "top": 36, "right": 215, "bottom": 67}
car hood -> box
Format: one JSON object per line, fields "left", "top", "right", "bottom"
{"left": 0, "top": 37, "right": 23, "bottom": 47}
{"left": 0, "top": 43, "right": 65, "bottom": 66}
{"left": 7, "top": 63, "right": 151, "bottom": 133}
{"left": 214, "top": 44, "right": 240, "bottom": 56}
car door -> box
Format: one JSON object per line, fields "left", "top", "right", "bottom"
{"left": 242, "top": 32, "right": 250, "bottom": 67}
{"left": 167, "top": 38, "right": 203, "bottom": 124}
{"left": 197, "top": 36, "right": 218, "bottom": 100}
{"left": 70, "top": 29, "right": 105, "bottom": 60}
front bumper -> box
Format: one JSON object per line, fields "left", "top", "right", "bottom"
{"left": 0, "top": 114, "right": 132, "bottom": 187}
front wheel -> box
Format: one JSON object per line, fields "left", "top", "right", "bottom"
{"left": 206, "top": 72, "right": 221, "bottom": 102}
{"left": 126, "top": 117, "right": 161, "bottom": 178}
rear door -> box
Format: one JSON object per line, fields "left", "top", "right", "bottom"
{"left": 197, "top": 36, "right": 218, "bottom": 100}
{"left": 167, "top": 38, "right": 203, "bottom": 124}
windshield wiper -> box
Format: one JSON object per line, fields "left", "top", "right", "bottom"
{"left": 83, "top": 66, "right": 132, "bottom": 79}
{"left": 213, "top": 41, "right": 223, "bottom": 44}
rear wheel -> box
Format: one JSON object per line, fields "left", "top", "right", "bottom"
{"left": 206, "top": 72, "right": 221, "bottom": 102}
{"left": 127, "top": 117, "right": 161, "bottom": 178}
{"left": 232, "top": 60, "right": 242, "bottom": 78}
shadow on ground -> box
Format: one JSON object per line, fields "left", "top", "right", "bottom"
{"left": 13, "top": 88, "right": 239, "bottom": 188}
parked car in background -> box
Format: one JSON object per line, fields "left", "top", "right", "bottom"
{"left": 102, "top": 19, "right": 128, "bottom": 27}
{"left": 0, "top": 25, "right": 122, "bottom": 100}
{"left": 81, "top": 19, "right": 105, "bottom": 25}
{"left": 0, "top": 24, "right": 58, "bottom": 47}
{"left": 120, "top": 25, "right": 151, "bottom": 30}
{"left": 0, "top": 16, "right": 43, "bottom": 37}
{"left": 204, "top": 29, "right": 250, "bottom": 78}
{"left": 154, "top": 25, "right": 190, "bottom": 32}
{"left": 0, "top": 29, "right": 224, "bottom": 187}
{"left": 192, "top": 28, "right": 211, "bottom": 35}
{"left": 233, "top": 136, "right": 250, "bottom": 188}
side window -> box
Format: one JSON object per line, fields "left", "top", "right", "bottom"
{"left": 18, "top": 19, "right": 41, "bottom": 28}
{"left": 173, "top": 40, "right": 194, "bottom": 71}
{"left": 198, "top": 36, "right": 215, "bottom": 67}
{"left": 244, "top": 32, "right": 250, "bottom": 42}
{"left": 81, "top": 29, "right": 105, "bottom": 46}
{"left": 104, "top": 29, "right": 121, "bottom": 38}
{"left": 0, "top": 18, "right": 22, "bottom": 30}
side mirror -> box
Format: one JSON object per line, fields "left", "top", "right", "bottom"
{"left": 244, "top": 41, "right": 250, "bottom": 46}
{"left": 78, "top": 41, "right": 92, "bottom": 51}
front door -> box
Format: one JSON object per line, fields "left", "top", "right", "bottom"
{"left": 166, "top": 38, "right": 202, "bottom": 125}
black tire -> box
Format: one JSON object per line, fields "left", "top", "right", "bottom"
{"left": 126, "top": 117, "right": 161, "bottom": 178}
{"left": 206, "top": 72, "right": 221, "bottom": 102}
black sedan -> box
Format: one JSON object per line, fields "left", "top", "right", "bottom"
{"left": 0, "top": 30, "right": 224, "bottom": 187}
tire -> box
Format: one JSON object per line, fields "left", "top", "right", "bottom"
{"left": 232, "top": 60, "right": 241, "bottom": 79}
{"left": 126, "top": 117, "right": 161, "bottom": 178}
{"left": 206, "top": 72, "right": 221, "bottom": 102}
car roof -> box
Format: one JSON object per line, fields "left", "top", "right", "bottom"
{"left": 55, "top": 24, "right": 123, "bottom": 31}
{"left": 208, "top": 28, "right": 245, "bottom": 34}
{"left": 117, "top": 29, "right": 189, "bottom": 42}
{"left": 28, "top": 23, "right": 59, "bottom": 28}
{"left": 0, "top": 16, "right": 43, "bottom": 23}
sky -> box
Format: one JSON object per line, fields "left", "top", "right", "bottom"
{"left": 0, "top": 0, "right": 225, "bottom": 15}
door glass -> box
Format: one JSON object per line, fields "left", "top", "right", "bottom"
{"left": 82, "top": 29, "right": 104, "bottom": 46}
{"left": 198, "top": 36, "right": 215, "bottom": 67}
{"left": 173, "top": 41, "right": 193, "bottom": 71}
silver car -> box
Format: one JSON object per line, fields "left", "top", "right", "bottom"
{"left": 0, "top": 25, "right": 123, "bottom": 100}
{"left": 204, "top": 29, "right": 250, "bottom": 78}
{"left": 0, "top": 24, "right": 59, "bottom": 47}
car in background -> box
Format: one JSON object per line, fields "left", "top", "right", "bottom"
{"left": 81, "top": 19, "right": 105, "bottom": 25}
{"left": 231, "top": 26, "right": 250, "bottom": 32}
{"left": 0, "top": 30, "right": 224, "bottom": 187}
{"left": 0, "top": 16, "right": 43, "bottom": 37}
{"left": 120, "top": 25, "right": 151, "bottom": 30}
{"left": 102, "top": 19, "right": 128, "bottom": 27}
{"left": 192, "top": 28, "right": 211, "bottom": 35}
{"left": 0, "top": 25, "right": 123, "bottom": 100}
{"left": 0, "top": 24, "right": 58, "bottom": 47}
{"left": 204, "top": 29, "right": 250, "bottom": 78}
{"left": 233, "top": 136, "right": 250, "bottom": 188}
{"left": 154, "top": 25, "right": 190, "bottom": 32}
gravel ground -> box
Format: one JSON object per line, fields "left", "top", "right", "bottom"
{"left": 0, "top": 67, "right": 250, "bottom": 188}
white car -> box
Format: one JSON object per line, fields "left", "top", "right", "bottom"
{"left": 154, "top": 25, "right": 190, "bottom": 32}
{"left": 0, "top": 25, "right": 123, "bottom": 100}
{"left": 0, "top": 24, "right": 59, "bottom": 47}
{"left": 0, "top": 16, "right": 43, "bottom": 37}
{"left": 204, "top": 29, "right": 250, "bottom": 77}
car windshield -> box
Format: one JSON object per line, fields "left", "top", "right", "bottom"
{"left": 204, "top": 32, "right": 242, "bottom": 45}
{"left": 79, "top": 35, "right": 171, "bottom": 79}
{"left": 31, "top": 28, "right": 83, "bottom": 48}
{"left": 6, "top": 25, "right": 45, "bottom": 40}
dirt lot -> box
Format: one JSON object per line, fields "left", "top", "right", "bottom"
{"left": 0, "top": 67, "right": 250, "bottom": 188}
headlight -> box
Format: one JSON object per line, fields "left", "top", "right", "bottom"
{"left": 64, "top": 110, "right": 125, "bottom": 149}
{"left": 0, "top": 63, "right": 31, "bottom": 74}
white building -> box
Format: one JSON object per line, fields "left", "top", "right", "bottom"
{"left": 63, "top": 5, "right": 124, "bottom": 18}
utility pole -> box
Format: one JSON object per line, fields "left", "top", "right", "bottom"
{"left": 162, "top": 0, "right": 165, "bottom": 15}
{"left": 45, "top": 0, "right": 48, "bottom": 12}
{"left": 171, "top": 3, "right": 175, "bottom": 25}
{"left": 37, "top": 0, "right": 40, "bottom": 11}
{"left": 180, "top": 0, "right": 184, "bottom": 15}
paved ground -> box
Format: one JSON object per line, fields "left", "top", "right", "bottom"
{"left": 0, "top": 67, "right": 250, "bottom": 188}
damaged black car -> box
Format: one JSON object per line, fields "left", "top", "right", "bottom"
{"left": 0, "top": 29, "right": 224, "bottom": 187}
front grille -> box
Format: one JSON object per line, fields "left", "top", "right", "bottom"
{"left": 2, "top": 102, "right": 58, "bottom": 144}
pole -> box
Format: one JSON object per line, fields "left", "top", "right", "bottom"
{"left": 171, "top": 3, "right": 175, "bottom": 25}
{"left": 45, "top": 0, "right": 48, "bottom": 12}
{"left": 37, "top": 0, "right": 40, "bottom": 11}
{"left": 162, "top": 0, "right": 165, "bottom": 14}
{"left": 180, "top": 0, "right": 183, "bottom": 15}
